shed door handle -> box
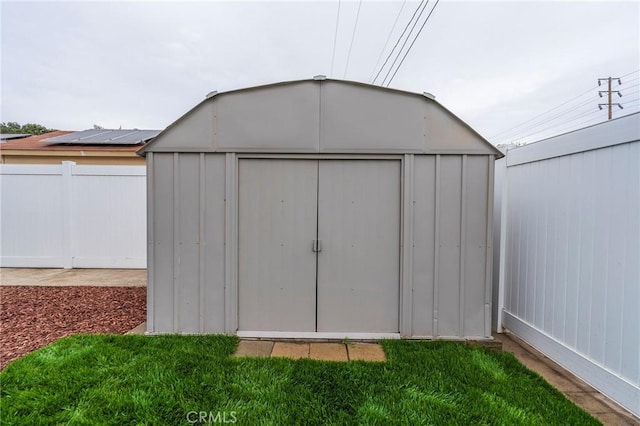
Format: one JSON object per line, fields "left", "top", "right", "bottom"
{"left": 312, "top": 240, "right": 322, "bottom": 252}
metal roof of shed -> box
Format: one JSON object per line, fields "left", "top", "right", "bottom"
{"left": 44, "top": 129, "right": 161, "bottom": 145}
{"left": 139, "top": 78, "right": 502, "bottom": 158}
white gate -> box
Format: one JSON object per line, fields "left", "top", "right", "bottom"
{"left": 1, "top": 161, "right": 146, "bottom": 269}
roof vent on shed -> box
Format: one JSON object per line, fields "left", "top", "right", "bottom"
{"left": 313, "top": 75, "right": 327, "bottom": 80}
{"left": 205, "top": 91, "right": 218, "bottom": 99}
{"left": 422, "top": 92, "right": 436, "bottom": 100}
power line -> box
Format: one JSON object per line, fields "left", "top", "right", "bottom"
{"left": 489, "top": 84, "right": 599, "bottom": 139}
{"left": 368, "top": 0, "right": 408, "bottom": 83}
{"left": 503, "top": 71, "right": 640, "bottom": 143}
{"left": 527, "top": 112, "right": 611, "bottom": 142}
{"left": 493, "top": 70, "right": 640, "bottom": 142}
{"left": 502, "top": 95, "right": 598, "bottom": 138}
{"left": 514, "top": 108, "right": 606, "bottom": 143}
{"left": 499, "top": 91, "right": 640, "bottom": 144}
{"left": 386, "top": 0, "right": 441, "bottom": 87}
{"left": 494, "top": 94, "right": 600, "bottom": 143}
{"left": 620, "top": 69, "right": 640, "bottom": 79}
{"left": 329, "top": 0, "right": 342, "bottom": 77}
{"left": 343, "top": 0, "right": 363, "bottom": 79}
{"left": 381, "top": 0, "right": 431, "bottom": 86}
{"left": 371, "top": 0, "right": 424, "bottom": 85}
{"left": 620, "top": 97, "right": 640, "bottom": 105}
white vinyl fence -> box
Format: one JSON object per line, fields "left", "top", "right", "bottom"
{"left": 494, "top": 113, "right": 640, "bottom": 417}
{"left": 1, "top": 162, "right": 146, "bottom": 269}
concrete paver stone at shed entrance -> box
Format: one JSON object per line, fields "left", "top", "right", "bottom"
{"left": 271, "top": 342, "right": 309, "bottom": 359}
{"left": 309, "top": 343, "right": 348, "bottom": 362}
{"left": 234, "top": 340, "right": 274, "bottom": 358}
{"left": 347, "top": 343, "right": 386, "bottom": 361}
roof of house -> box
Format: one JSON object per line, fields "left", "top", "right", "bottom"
{"left": 1, "top": 129, "right": 159, "bottom": 152}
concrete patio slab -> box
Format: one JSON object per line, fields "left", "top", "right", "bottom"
{"left": 309, "top": 343, "right": 348, "bottom": 362}
{"left": 271, "top": 342, "right": 309, "bottom": 359}
{"left": 0, "top": 268, "right": 146, "bottom": 287}
{"left": 347, "top": 343, "right": 386, "bottom": 361}
{"left": 234, "top": 340, "right": 274, "bottom": 358}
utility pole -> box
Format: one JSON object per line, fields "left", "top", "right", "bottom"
{"left": 598, "top": 77, "right": 623, "bottom": 120}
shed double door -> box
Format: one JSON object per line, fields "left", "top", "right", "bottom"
{"left": 238, "top": 159, "right": 400, "bottom": 334}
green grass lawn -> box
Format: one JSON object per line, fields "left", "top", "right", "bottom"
{"left": 0, "top": 335, "right": 598, "bottom": 425}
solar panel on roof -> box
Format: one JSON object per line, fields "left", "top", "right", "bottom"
{"left": 0, "top": 133, "right": 32, "bottom": 140}
{"left": 42, "top": 129, "right": 161, "bottom": 145}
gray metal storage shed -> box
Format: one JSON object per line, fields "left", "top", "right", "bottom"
{"left": 138, "top": 78, "right": 503, "bottom": 339}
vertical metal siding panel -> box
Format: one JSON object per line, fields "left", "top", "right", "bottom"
{"left": 238, "top": 159, "right": 317, "bottom": 331}
{"left": 172, "top": 153, "right": 180, "bottom": 331}
{"left": 224, "top": 153, "right": 237, "bottom": 333}
{"left": 621, "top": 141, "right": 640, "bottom": 385}
{"left": 199, "top": 154, "right": 205, "bottom": 333}
{"left": 176, "top": 154, "right": 201, "bottom": 333}
{"left": 437, "top": 156, "right": 462, "bottom": 336}
{"left": 412, "top": 155, "right": 436, "bottom": 336}
{"left": 152, "top": 153, "right": 175, "bottom": 332}
{"left": 433, "top": 155, "right": 441, "bottom": 335}
{"left": 463, "top": 156, "right": 489, "bottom": 337}
{"left": 147, "top": 154, "right": 155, "bottom": 332}
{"left": 459, "top": 156, "right": 467, "bottom": 336}
{"left": 317, "top": 160, "right": 401, "bottom": 333}
{"left": 203, "top": 154, "right": 226, "bottom": 333}
{"left": 401, "top": 155, "right": 414, "bottom": 336}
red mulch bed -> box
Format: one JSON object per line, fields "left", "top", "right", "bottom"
{"left": 0, "top": 286, "right": 146, "bottom": 370}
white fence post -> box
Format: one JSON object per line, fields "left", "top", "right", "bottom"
{"left": 496, "top": 158, "right": 508, "bottom": 333}
{"left": 61, "top": 161, "right": 76, "bottom": 269}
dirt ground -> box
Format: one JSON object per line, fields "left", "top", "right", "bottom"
{"left": 0, "top": 286, "right": 146, "bottom": 370}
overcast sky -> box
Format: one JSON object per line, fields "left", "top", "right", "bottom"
{"left": 2, "top": 0, "right": 638, "bottom": 144}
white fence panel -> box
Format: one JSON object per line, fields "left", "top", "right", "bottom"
{"left": 496, "top": 113, "right": 640, "bottom": 417}
{"left": 1, "top": 162, "right": 146, "bottom": 269}
{"left": 0, "top": 165, "right": 68, "bottom": 267}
